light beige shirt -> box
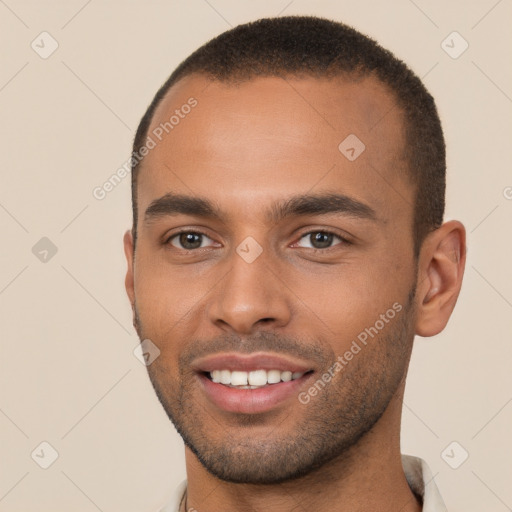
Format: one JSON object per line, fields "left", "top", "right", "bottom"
{"left": 159, "top": 454, "right": 447, "bottom": 512}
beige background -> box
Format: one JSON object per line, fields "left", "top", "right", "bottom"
{"left": 1, "top": 0, "right": 511, "bottom": 510}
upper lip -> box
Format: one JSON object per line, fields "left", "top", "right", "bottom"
{"left": 191, "top": 352, "right": 314, "bottom": 373}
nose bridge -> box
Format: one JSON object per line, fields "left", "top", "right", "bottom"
{"left": 209, "top": 241, "right": 291, "bottom": 333}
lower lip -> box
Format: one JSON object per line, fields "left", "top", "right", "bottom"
{"left": 197, "top": 373, "right": 313, "bottom": 414}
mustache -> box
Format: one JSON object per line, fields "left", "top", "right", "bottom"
{"left": 179, "top": 331, "right": 333, "bottom": 369}
{"left": 134, "top": 304, "right": 328, "bottom": 365}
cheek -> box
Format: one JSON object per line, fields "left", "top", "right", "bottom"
{"left": 135, "top": 259, "right": 217, "bottom": 362}
{"left": 134, "top": 255, "right": 214, "bottom": 341}
{"left": 290, "top": 255, "right": 409, "bottom": 344}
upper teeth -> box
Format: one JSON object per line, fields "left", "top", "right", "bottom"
{"left": 209, "top": 369, "right": 305, "bottom": 387}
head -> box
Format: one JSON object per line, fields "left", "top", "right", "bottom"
{"left": 124, "top": 16, "right": 465, "bottom": 484}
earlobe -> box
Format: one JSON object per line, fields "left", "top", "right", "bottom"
{"left": 415, "top": 220, "right": 466, "bottom": 337}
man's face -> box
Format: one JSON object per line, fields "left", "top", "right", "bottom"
{"left": 126, "top": 75, "right": 419, "bottom": 483}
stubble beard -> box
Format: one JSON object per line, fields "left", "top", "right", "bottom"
{"left": 135, "top": 289, "right": 416, "bottom": 485}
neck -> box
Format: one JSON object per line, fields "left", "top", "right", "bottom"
{"left": 182, "top": 388, "right": 421, "bottom": 512}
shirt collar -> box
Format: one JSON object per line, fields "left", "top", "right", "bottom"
{"left": 402, "top": 454, "right": 447, "bottom": 512}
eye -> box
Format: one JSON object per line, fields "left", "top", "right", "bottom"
{"left": 295, "top": 230, "right": 348, "bottom": 250}
{"left": 167, "top": 231, "right": 216, "bottom": 250}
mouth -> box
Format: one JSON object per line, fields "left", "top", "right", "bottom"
{"left": 204, "top": 368, "right": 310, "bottom": 389}
{"left": 192, "top": 352, "right": 315, "bottom": 414}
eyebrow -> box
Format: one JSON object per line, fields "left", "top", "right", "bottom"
{"left": 143, "top": 192, "right": 378, "bottom": 225}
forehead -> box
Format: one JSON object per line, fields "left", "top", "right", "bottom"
{"left": 138, "top": 73, "right": 412, "bottom": 224}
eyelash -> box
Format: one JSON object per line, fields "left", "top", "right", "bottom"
{"left": 293, "top": 230, "right": 352, "bottom": 251}
{"left": 164, "top": 229, "right": 352, "bottom": 252}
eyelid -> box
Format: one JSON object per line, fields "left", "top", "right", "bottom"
{"left": 164, "top": 227, "right": 353, "bottom": 252}
{"left": 165, "top": 229, "right": 218, "bottom": 249}
{"left": 291, "top": 229, "right": 351, "bottom": 249}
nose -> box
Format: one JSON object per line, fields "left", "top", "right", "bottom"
{"left": 208, "top": 248, "right": 292, "bottom": 335}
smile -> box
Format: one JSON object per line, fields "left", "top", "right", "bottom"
{"left": 208, "top": 369, "right": 307, "bottom": 388}
{"left": 192, "top": 352, "right": 316, "bottom": 413}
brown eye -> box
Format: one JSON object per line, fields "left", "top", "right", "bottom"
{"left": 296, "top": 231, "right": 345, "bottom": 250}
{"left": 310, "top": 232, "right": 334, "bottom": 249}
{"left": 168, "top": 231, "right": 213, "bottom": 250}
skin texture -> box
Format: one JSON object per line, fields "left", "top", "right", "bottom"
{"left": 123, "top": 74, "right": 466, "bottom": 512}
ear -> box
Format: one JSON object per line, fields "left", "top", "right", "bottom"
{"left": 415, "top": 220, "right": 466, "bottom": 337}
{"left": 123, "top": 229, "right": 135, "bottom": 309}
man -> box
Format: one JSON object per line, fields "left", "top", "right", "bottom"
{"left": 123, "top": 16, "right": 466, "bottom": 512}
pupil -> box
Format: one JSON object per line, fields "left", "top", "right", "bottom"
{"left": 180, "top": 233, "right": 202, "bottom": 249}
{"left": 311, "top": 232, "right": 332, "bottom": 249}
